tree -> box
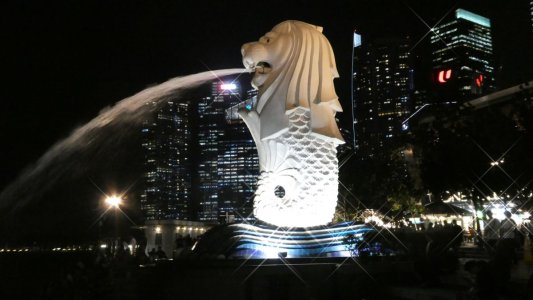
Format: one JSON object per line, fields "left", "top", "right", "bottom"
{"left": 410, "top": 99, "right": 533, "bottom": 209}
{"left": 338, "top": 145, "right": 424, "bottom": 220}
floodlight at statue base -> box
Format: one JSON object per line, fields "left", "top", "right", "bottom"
{"left": 193, "top": 222, "right": 377, "bottom": 259}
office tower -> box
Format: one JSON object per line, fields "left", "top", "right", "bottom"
{"left": 530, "top": 1, "right": 533, "bottom": 32}
{"left": 141, "top": 101, "right": 192, "bottom": 220}
{"left": 220, "top": 92, "right": 259, "bottom": 223}
{"left": 197, "top": 81, "right": 259, "bottom": 223}
{"left": 352, "top": 34, "right": 414, "bottom": 159}
{"left": 431, "top": 8, "right": 496, "bottom": 102}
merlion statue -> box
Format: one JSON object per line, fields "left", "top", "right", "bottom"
{"left": 240, "top": 20, "right": 344, "bottom": 228}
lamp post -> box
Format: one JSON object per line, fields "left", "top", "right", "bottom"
{"left": 105, "top": 195, "right": 122, "bottom": 254}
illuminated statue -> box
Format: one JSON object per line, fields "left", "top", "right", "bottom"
{"left": 240, "top": 20, "right": 344, "bottom": 227}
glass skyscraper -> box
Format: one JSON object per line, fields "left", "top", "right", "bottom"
{"left": 352, "top": 35, "right": 414, "bottom": 159}
{"left": 530, "top": 1, "right": 533, "bottom": 32}
{"left": 430, "top": 8, "right": 496, "bottom": 102}
{"left": 141, "top": 101, "right": 192, "bottom": 220}
{"left": 197, "top": 83, "right": 229, "bottom": 222}
{"left": 219, "top": 92, "right": 258, "bottom": 223}
{"left": 197, "top": 81, "right": 259, "bottom": 223}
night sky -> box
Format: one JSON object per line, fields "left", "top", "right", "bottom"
{"left": 0, "top": 0, "right": 530, "bottom": 239}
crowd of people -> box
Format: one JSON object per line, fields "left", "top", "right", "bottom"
{"left": 482, "top": 210, "right": 528, "bottom": 263}
{"left": 465, "top": 210, "right": 533, "bottom": 297}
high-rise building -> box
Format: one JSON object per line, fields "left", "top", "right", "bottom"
{"left": 352, "top": 35, "right": 414, "bottom": 159}
{"left": 430, "top": 8, "right": 496, "bottom": 102}
{"left": 530, "top": 1, "right": 533, "bottom": 32}
{"left": 197, "top": 81, "right": 259, "bottom": 223}
{"left": 219, "top": 92, "right": 258, "bottom": 223}
{"left": 141, "top": 101, "right": 192, "bottom": 221}
{"left": 197, "top": 83, "right": 230, "bottom": 222}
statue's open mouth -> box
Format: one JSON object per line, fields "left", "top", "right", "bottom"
{"left": 255, "top": 61, "right": 272, "bottom": 74}
{"left": 248, "top": 60, "right": 272, "bottom": 89}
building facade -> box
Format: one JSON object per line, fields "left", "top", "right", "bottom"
{"left": 218, "top": 95, "right": 258, "bottom": 223}
{"left": 352, "top": 35, "right": 414, "bottom": 159}
{"left": 141, "top": 101, "right": 192, "bottom": 221}
{"left": 430, "top": 8, "right": 496, "bottom": 103}
{"left": 530, "top": 1, "right": 533, "bottom": 33}
{"left": 197, "top": 82, "right": 259, "bottom": 223}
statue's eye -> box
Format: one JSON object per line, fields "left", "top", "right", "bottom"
{"left": 260, "top": 36, "right": 272, "bottom": 44}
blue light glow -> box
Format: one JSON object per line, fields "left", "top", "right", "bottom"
{"left": 353, "top": 32, "right": 362, "bottom": 48}
{"left": 227, "top": 222, "right": 375, "bottom": 258}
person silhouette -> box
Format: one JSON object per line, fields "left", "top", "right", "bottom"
{"left": 499, "top": 211, "right": 517, "bottom": 263}
{"left": 483, "top": 210, "right": 500, "bottom": 255}
{"left": 156, "top": 246, "right": 167, "bottom": 259}
{"left": 148, "top": 248, "right": 157, "bottom": 262}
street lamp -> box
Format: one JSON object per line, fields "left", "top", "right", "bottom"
{"left": 490, "top": 158, "right": 504, "bottom": 166}
{"left": 105, "top": 195, "right": 122, "bottom": 254}
{"left": 105, "top": 195, "right": 122, "bottom": 208}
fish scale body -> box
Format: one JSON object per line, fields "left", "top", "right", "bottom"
{"left": 253, "top": 108, "right": 338, "bottom": 227}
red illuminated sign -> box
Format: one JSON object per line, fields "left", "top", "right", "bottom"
{"left": 437, "top": 69, "right": 452, "bottom": 83}
{"left": 475, "top": 74, "right": 484, "bottom": 88}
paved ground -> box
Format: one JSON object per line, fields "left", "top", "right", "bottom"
{"left": 459, "top": 241, "right": 533, "bottom": 284}
{"left": 2, "top": 244, "right": 533, "bottom": 299}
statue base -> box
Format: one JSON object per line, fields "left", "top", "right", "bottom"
{"left": 193, "top": 221, "right": 377, "bottom": 259}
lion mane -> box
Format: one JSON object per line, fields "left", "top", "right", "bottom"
{"left": 244, "top": 20, "right": 344, "bottom": 144}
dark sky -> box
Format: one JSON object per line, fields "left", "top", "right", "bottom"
{"left": 0, "top": 0, "right": 530, "bottom": 232}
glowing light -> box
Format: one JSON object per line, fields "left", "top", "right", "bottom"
{"left": 220, "top": 83, "right": 236, "bottom": 90}
{"left": 100, "top": 244, "right": 107, "bottom": 249}
{"left": 260, "top": 246, "right": 285, "bottom": 258}
{"left": 490, "top": 159, "right": 504, "bottom": 166}
{"left": 105, "top": 195, "right": 122, "bottom": 208}
{"left": 353, "top": 32, "right": 362, "bottom": 47}
{"left": 456, "top": 8, "right": 491, "bottom": 28}
{"left": 228, "top": 223, "right": 374, "bottom": 258}
{"left": 437, "top": 69, "right": 452, "bottom": 83}
{"left": 155, "top": 226, "right": 161, "bottom": 234}
{"left": 475, "top": 74, "right": 484, "bottom": 88}
{"left": 364, "top": 215, "right": 384, "bottom": 227}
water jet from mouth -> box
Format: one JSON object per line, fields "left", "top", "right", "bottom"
{"left": 0, "top": 68, "right": 247, "bottom": 214}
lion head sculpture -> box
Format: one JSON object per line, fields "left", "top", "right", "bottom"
{"left": 241, "top": 20, "right": 344, "bottom": 144}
